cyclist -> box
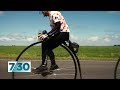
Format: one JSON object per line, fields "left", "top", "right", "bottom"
{"left": 33, "top": 11, "right": 70, "bottom": 73}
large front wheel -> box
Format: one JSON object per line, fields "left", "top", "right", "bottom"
{"left": 12, "top": 41, "right": 78, "bottom": 79}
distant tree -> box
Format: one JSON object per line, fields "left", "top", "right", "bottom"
{"left": 114, "top": 45, "right": 120, "bottom": 46}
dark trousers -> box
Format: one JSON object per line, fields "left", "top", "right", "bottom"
{"left": 41, "top": 32, "right": 69, "bottom": 65}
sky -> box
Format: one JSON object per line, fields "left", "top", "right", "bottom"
{"left": 0, "top": 11, "right": 120, "bottom": 46}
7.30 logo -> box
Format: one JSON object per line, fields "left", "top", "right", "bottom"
{"left": 8, "top": 61, "right": 31, "bottom": 72}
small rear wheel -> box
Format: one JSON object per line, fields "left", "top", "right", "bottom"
{"left": 114, "top": 58, "right": 120, "bottom": 79}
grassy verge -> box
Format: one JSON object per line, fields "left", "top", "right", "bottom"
{"left": 0, "top": 46, "right": 120, "bottom": 61}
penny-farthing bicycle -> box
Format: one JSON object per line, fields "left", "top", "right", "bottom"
{"left": 12, "top": 31, "right": 82, "bottom": 79}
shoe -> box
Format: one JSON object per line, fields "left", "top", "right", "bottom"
{"left": 50, "top": 64, "right": 59, "bottom": 71}
{"left": 32, "top": 65, "right": 48, "bottom": 74}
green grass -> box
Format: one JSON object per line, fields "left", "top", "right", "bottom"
{"left": 77, "top": 46, "right": 120, "bottom": 60}
{"left": 0, "top": 46, "right": 120, "bottom": 61}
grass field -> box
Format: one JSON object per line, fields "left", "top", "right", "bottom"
{"left": 0, "top": 46, "right": 120, "bottom": 61}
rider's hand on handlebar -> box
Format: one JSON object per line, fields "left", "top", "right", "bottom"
{"left": 38, "top": 33, "right": 48, "bottom": 41}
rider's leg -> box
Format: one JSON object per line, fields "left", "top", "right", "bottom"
{"left": 47, "top": 48, "right": 56, "bottom": 65}
{"left": 32, "top": 43, "right": 49, "bottom": 73}
{"left": 41, "top": 43, "right": 48, "bottom": 66}
{"left": 37, "top": 32, "right": 69, "bottom": 71}
{"left": 42, "top": 39, "right": 57, "bottom": 66}
{"left": 48, "top": 32, "right": 69, "bottom": 70}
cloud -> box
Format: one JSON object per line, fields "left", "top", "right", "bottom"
{"left": 114, "top": 35, "right": 120, "bottom": 39}
{"left": 70, "top": 34, "right": 79, "bottom": 40}
{"left": 70, "top": 34, "right": 80, "bottom": 43}
{"left": 0, "top": 32, "right": 120, "bottom": 46}
{"left": 103, "top": 35, "right": 111, "bottom": 42}
{"left": 107, "top": 11, "right": 120, "bottom": 14}
{"left": 0, "top": 11, "right": 4, "bottom": 15}
{"left": 103, "top": 38, "right": 111, "bottom": 42}
{"left": 103, "top": 34, "right": 120, "bottom": 42}
{"left": 87, "top": 36, "right": 99, "bottom": 42}
{"left": 0, "top": 37, "right": 12, "bottom": 41}
{"left": 26, "top": 37, "right": 36, "bottom": 42}
{"left": 0, "top": 33, "right": 37, "bottom": 42}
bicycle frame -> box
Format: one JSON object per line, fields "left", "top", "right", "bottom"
{"left": 12, "top": 35, "right": 82, "bottom": 79}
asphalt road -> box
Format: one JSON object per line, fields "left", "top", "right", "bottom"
{"left": 0, "top": 59, "right": 117, "bottom": 79}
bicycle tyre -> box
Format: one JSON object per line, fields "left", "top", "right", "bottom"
{"left": 114, "top": 58, "right": 120, "bottom": 79}
{"left": 12, "top": 41, "right": 78, "bottom": 79}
